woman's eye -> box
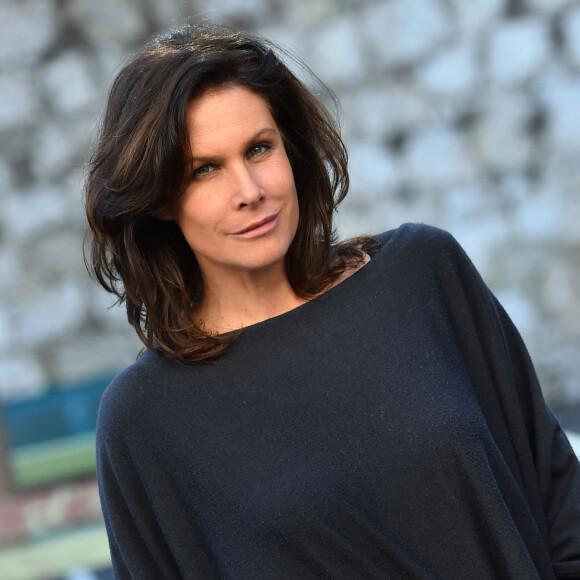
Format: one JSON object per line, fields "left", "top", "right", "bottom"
{"left": 248, "top": 143, "right": 271, "bottom": 157}
{"left": 193, "top": 164, "right": 214, "bottom": 178}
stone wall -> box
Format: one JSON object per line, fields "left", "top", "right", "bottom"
{"left": 0, "top": 0, "right": 579, "bottom": 405}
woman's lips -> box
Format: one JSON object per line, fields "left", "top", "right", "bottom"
{"left": 232, "top": 214, "right": 278, "bottom": 238}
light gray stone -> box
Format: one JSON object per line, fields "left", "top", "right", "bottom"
{"left": 511, "top": 192, "right": 563, "bottom": 242}
{"left": 416, "top": 41, "right": 479, "bottom": 96}
{"left": 472, "top": 93, "right": 534, "bottom": 172}
{"left": 0, "top": 304, "right": 10, "bottom": 351}
{"left": 563, "top": 5, "right": 580, "bottom": 67}
{"left": 361, "top": 0, "right": 451, "bottom": 68}
{"left": 0, "top": 189, "right": 57, "bottom": 240}
{"left": 537, "top": 73, "right": 580, "bottom": 156}
{"left": 487, "top": 18, "right": 551, "bottom": 87}
{"left": 68, "top": 0, "right": 148, "bottom": 47}
{"left": 43, "top": 51, "right": 99, "bottom": 115}
{"left": 194, "top": 0, "right": 273, "bottom": 23}
{"left": 0, "top": 0, "right": 57, "bottom": 69}
{"left": 496, "top": 174, "right": 530, "bottom": 207}
{"left": 0, "top": 244, "right": 21, "bottom": 292}
{"left": 447, "top": 0, "right": 504, "bottom": 37}
{"left": 89, "top": 286, "right": 132, "bottom": 331}
{"left": 94, "top": 47, "right": 129, "bottom": 90}
{"left": 62, "top": 167, "right": 89, "bottom": 204}
{"left": 0, "top": 156, "right": 11, "bottom": 192}
{"left": 347, "top": 142, "right": 399, "bottom": 198}
{"left": 550, "top": 349, "right": 580, "bottom": 405}
{"left": 306, "top": 16, "right": 366, "bottom": 86}
{"left": 402, "top": 127, "right": 473, "bottom": 188}
{"left": 277, "top": 0, "right": 337, "bottom": 28}
{"left": 0, "top": 354, "right": 48, "bottom": 402}
{"left": 29, "top": 232, "right": 87, "bottom": 281}
{"left": 146, "top": 0, "right": 188, "bottom": 29}
{"left": 541, "top": 259, "right": 580, "bottom": 328}
{"left": 14, "top": 279, "right": 87, "bottom": 347}
{"left": 341, "top": 85, "right": 429, "bottom": 141}
{"left": 31, "top": 118, "right": 91, "bottom": 181}
{"left": 336, "top": 193, "right": 413, "bottom": 241}
{"left": 535, "top": 343, "right": 580, "bottom": 405}
{"left": 540, "top": 146, "right": 580, "bottom": 201}
{"left": 443, "top": 206, "right": 512, "bottom": 275}
{"left": 561, "top": 195, "right": 580, "bottom": 243}
{"left": 441, "top": 181, "right": 500, "bottom": 227}
{"left": 495, "top": 289, "right": 539, "bottom": 337}
{"left": 255, "top": 24, "right": 305, "bottom": 66}
{"left": 526, "top": 0, "right": 570, "bottom": 13}
{"left": 50, "top": 333, "right": 140, "bottom": 386}
{"left": 0, "top": 73, "right": 40, "bottom": 131}
{"left": 0, "top": 186, "right": 69, "bottom": 241}
{"left": 380, "top": 189, "right": 440, "bottom": 231}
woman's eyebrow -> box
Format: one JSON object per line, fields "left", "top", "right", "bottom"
{"left": 191, "top": 127, "right": 279, "bottom": 163}
{"left": 241, "top": 127, "right": 278, "bottom": 151}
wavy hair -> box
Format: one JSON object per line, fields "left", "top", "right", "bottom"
{"left": 85, "top": 23, "right": 370, "bottom": 361}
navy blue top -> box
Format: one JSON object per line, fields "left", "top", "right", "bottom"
{"left": 97, "top": 224, "right": 580, "bottom": 579}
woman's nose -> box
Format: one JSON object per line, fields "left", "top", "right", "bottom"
{"left": 230, "top": 163, "right": 264, "bottom": 208}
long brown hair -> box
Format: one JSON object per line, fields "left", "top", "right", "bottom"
{"left": 85, "top": 23, "right": 371, "bottom": 361}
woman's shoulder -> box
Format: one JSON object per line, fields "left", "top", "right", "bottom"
{"left": 374, "top": 222, "right": 459, "bottom": 252}
{"left": 372, "top": 222, "right": 465, "bottom": 269}
{"left": 362, "top": 222, "right": 486, "bottom": 302}
{"left": 97, "top": 350, "right": 184, "bottom": 435}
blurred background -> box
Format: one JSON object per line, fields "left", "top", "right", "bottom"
{"left": 0, "top": 0, "right": 579, "bottom": 577}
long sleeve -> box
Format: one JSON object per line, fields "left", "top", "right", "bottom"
{"left": 494, "top": 299, "right": 580, "bottom": 578}
{"left": 430, "top": 226, "right": 580, "bottom": 577}
{"left": 96, "top": 372, "right": 221, "bottom": 579}
{"left": 96, "top": 392, "right": 182, "bottom": 579}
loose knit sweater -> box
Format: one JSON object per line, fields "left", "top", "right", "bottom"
{"left": 96, "top": 224, "right": 580, "bottom": 579}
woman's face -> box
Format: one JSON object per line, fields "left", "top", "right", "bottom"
{"left": 169, "top": 85, "right": 299, "bottom": 286}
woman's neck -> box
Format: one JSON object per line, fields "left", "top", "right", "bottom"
{"left": 196, "top": 266, "right": 307, "bottom": 333}
{"left": 196, "top": 251, "right": 371, "bottom": 333}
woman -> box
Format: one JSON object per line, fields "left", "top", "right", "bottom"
{"left": 86, "top": 23, "right": 580, "bottom": 579}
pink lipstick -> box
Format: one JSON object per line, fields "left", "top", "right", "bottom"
{"left": 232, "top": 214, "right": 278, "bottom": 238}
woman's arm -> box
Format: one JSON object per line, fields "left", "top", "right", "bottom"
{"left": 432, "top": 226, "right": 580, "bottom": 576}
